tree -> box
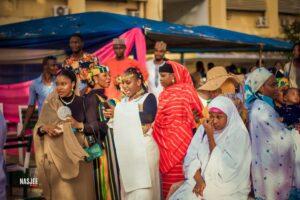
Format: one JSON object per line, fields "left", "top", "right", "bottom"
{"left": 283, "top": 20, "right": 300, "bottom": 43}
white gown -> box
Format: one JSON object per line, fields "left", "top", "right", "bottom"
{"left": 249, "top": 99, "right": 297, "bottom": 200}
{"left": 170, "top": 96, "right": 251, "bottom": 200}
{"left": 113, "top": 93, "right": 160, "bottom": 200}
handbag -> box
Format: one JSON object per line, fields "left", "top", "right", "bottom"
{"left": 84, "top": 142, "right": 103, "bottom": 162}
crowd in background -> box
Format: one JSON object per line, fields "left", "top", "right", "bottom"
{"left": 0, "top": 34, "right": 299, "bottom": 200}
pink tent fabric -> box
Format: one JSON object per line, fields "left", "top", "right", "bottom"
{"left": 0, "top": 81, "right": 31, "bottom": 123}
{"left": 0, "top": 28, "right": 147, "bottom": 122}
{"left": 93, "top": 27, "right": 146, "bottom": 68}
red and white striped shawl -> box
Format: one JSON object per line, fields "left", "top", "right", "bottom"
{"left": 153, "top": 61, "right": 203, "bottom": 173}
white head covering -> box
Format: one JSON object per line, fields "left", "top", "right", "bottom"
{"left": 208, "top": 96, "right": 248, "bottom": 142}
{"left": 244, "top": 67, "right": 273, "bottom": 107}
{"left": 179, "top": 96, "right": 251, "bottom": 199}
{"left": 245, "top": 67, "right": 272, "bottom": 93}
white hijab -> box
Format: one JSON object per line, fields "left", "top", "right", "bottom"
{"left": 184, "top": 96, "right": 251, "bottom": 198}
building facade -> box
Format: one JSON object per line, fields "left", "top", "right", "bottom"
{"left": 164, "top": 0, "right": 300, "bottom": 38}
{"left": 0, "top": 0, "right": 163, "bottom": 25}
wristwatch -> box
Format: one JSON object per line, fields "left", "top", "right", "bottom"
{"left": 38, "top": 126, "right": 46, "bottom": 137}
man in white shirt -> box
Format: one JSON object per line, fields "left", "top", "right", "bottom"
{"left": 146, "top": 41, "right": 167, "bottom": 99}
{"left": 284, "top": 42, "right": 300, "bottom": 88}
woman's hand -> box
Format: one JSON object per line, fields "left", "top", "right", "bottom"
{"left": 193, "top": 109, "right": 200, "bottom": 123}
{"left": 192, "top": 178, "right": 206, "bottom": 197}
{"left": 103, "top": 107, "right": 115, "bottom": 119}
{"left": 166, "top": 181, "right": 184, "bottom": 200}
{"left": 41, "top": 124, "right": 63, "bottom": 137}
{"left": 203, "top": 119, "right": 214, "bottom": 135}
{"left": 295, "top": 123, "right": 300, "bottom": 133}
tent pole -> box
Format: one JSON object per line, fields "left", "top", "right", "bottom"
{"left": 180, "top": 52, "right": 184, "bottom": 64}
{"left": 259, "top": 43, "right": 263, "bottom": 67}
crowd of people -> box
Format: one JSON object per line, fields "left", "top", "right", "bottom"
{"left": 0, "top": 34, "right": 299, "bottom": 200}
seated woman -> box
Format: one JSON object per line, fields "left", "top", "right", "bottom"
{"left": 245, "top": 67, "right": 299, "bottom": 200}
{"left": 170, "top": 96, "right": 251, "bottom": 200}
{"left": 33, "top": 69, "right": 95, "bottom": 200}
{"left": 113, "top": 67, "right": 160, "bottom": 200}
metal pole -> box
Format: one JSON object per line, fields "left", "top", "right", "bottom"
{"left": 180, "top": 52, "right": 184, "bottom": 64}
{"left": 259, "top": 43, "right": 263, "bottom": 67}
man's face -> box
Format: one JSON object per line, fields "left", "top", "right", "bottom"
{"left": 45, "top": 59, "right": 58, "bottom": 76}
{"left": 154, "top": 47, "right": 166, "bottom": 61}
{"left": 113, "top": 44, "right": 126, "bottom": 58}
{"left": 69, "top": 36, "right": 83, "bottom": 54}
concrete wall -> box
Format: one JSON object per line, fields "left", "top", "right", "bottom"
{"left": 164, "top": 0, "right": 209, "bottom": 26}
{"left": 0, "top": 0, "right": 162, "bottom": 25}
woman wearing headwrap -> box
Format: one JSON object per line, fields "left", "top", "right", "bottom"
{"left": 83, "top": 65, "right": 120, "bottom": 200}
{"left": 113, "top": 67, "right": 160, "bottom": 200}
{"left": 33, "top": 69, "right": 95, "bottom": 200}
{"left": 169, "top": 96, "right": 251, "bottom": 200}
{"left": 245, "top": 67, "right": 299, "bottom": 200}
{"left": 153, "top": 61, "right": 203, "bottom": 199}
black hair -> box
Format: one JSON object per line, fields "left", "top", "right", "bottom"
{"left": 196, "top": 61, "right": 204, "bottom": 72}
{"left": 256, "top": 60, "right": 265, "bottom": 67}
{"left": 207, "top": 62, "right": 215, "bottom": 70}
{"left": 70, "top": 33, "right": 83, "bottom": 41}
{"left": 293, "top": 42, "right": 300, "bottom": 50}
{"left": 57, "top": 68, "right": 77, "bottom": 89}
{"left": 42, "top": 55, "right": 57, "bottom": 66}
{"left": 227, "top": 64, "right": 237, "bottom": 74}
{"left": 124, "top": 67, "right": 148, "bottom": 92}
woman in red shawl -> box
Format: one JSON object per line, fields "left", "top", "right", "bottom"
{"left": 153, "top": 61, "right": 203, "bottom": 199}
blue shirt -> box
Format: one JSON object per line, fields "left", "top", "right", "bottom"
{"left": 28, "top": 75, "right": 55, "bottom": 114}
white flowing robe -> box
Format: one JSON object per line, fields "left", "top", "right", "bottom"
{"left": 249, "top": 99, "right": 297, "bottom": 200}
{"left": 113, "top": 93, "right": 160, "bottom": 200}
{"left": 170, "top": 96, "right": 251, "bottom": 200}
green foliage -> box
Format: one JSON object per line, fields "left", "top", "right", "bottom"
{"left": 283, "top": 20, "right": 300, "bottom": 43}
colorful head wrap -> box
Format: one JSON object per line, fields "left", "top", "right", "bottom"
{"left": 277, "top": 77, "right": 289, "bottom": 88}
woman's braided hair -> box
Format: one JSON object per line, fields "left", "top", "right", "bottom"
{"left": 124, "top": 67, "right": 148, "bottom": 92}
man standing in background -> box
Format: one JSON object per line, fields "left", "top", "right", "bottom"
{"left": 104, "top": 38, "right": 148, "bottom": 99}
{"left": 20, "top": 56, "right": 58, "bottom": 136}
{"left": 146, "top": 41, "right": 167, "bottom": 99}
{"left": 284, "top": 42, "right": 300, "bottom": 88}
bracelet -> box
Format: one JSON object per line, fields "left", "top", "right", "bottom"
{"left": 37, "top": 126, "right": 46, "bottom": 137}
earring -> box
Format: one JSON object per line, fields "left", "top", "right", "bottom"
{"left": 172, "top": 79, "right": 175, "bottom": 83}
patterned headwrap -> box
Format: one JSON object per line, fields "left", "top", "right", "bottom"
{"left": 89, "top": 65, "right": 109, "bottom": 77}
{"left": 244, "top": 67, "right": 273, "bottom": 107}
{"left": 277, "top": 77, "right": 289, "bottom": 88}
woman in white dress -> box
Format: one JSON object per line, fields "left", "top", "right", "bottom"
{"left": 170, "top": 96, "right": 251, "bottom": 200}
{"left": 245, "top": 67, "right": 299, "bottom": 200}
{"left": 113, "top": 67, "right": 161, "bottom": 200}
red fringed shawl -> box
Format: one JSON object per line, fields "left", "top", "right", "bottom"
{"left": 153, "top": 61, "right": 203, "bottom": 173}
